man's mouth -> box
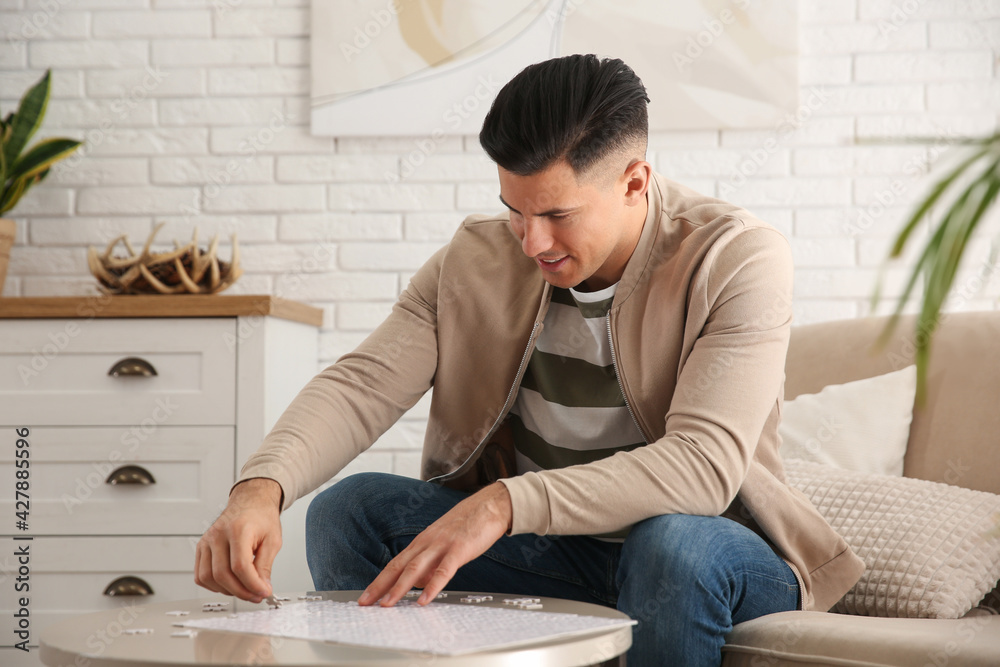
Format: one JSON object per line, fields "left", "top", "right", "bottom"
{"left": 537, "top": 256, "right": 569, "bottom": 272}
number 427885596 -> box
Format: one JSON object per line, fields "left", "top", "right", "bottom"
{"left": 15, "top": 427, "right": 30, "bottom": 530}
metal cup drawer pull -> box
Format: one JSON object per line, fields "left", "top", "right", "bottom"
{"left": 107, "top": 357, "right": 158, "bottom": 378}
{"left": 104, "top": 576, "right": 155, "bottom": 597}
{"left": 105, "top": 465, "right": 156, "bottom": 486}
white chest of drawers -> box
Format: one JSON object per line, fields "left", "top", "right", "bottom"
{"left": 0, "top": 296, "right": 321, "bottom": 666}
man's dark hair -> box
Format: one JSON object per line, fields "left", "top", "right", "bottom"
{"left": 479, "top": 54, "right": 649, "bottom": 177}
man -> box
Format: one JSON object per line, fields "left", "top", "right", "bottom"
{"left": 195, "top": 55, "right": 864, "bottom": 666}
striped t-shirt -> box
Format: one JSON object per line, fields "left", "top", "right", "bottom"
{"left": 508, "top": 283, "right": 646, "bottom": 537}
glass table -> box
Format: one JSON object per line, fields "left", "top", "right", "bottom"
{"left": 40, "top": 591, "right": 632, "bottom": 667}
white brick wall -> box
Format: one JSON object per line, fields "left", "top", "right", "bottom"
{"left": 2, "top": 0, "right": 999, "bottom": 481}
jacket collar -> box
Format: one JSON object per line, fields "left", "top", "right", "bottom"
{"left": 612, "top": 171, "right": 665, "bottom": 309}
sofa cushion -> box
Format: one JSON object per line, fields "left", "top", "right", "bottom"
{"left": 780, "top": 365, "right": 916, "bottom": 476}
{"left": 722, "top": 610, "right": 1000, "bottom": 667}
{"left": 784, "top": 311, "right": 1000, "bottom": 497}
{"left": 784, "top": 460, "right": 1000, "bottom": 619}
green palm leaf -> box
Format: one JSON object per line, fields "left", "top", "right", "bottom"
{"left": 873, "top": 133, "right": 1000, "bottom": 406}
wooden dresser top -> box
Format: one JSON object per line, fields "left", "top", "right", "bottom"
{"left": 0, "top": 295, "right": 323, "bottom": 327}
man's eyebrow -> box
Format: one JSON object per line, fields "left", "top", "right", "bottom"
{"left": 497, "top": 194, "right": 577, "bottom": 217}
{"left": 498, "top": 194, "right": 520, "bottom": 214}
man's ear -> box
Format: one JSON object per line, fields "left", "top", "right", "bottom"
{"left": 621, "top": 159, "right": 652, "bottom": 206}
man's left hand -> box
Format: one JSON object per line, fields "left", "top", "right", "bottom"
{"left": 358, "top": 482, "right": 513, "bottom": 607}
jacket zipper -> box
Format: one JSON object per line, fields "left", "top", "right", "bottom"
{"left": 428, "top": 320, "right": 541, "bottom": 484}
{"left": 607, "top": 313, "right": 648, "bottom": 442}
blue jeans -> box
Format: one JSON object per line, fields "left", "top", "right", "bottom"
{"left": 306, "top": 473, "right": 799, "bottom": 667}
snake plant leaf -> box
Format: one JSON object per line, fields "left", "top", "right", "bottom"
{"left": 0, "top": 173, "right": 28, "bottom": 215}
{"left": 0, "top": 168, "right": 54, "bottom": 215}
{"left": 2, "top": 69, "right": 50, "bottom": 174}
{"left": 0, "top": 121, "right": 9, "bottom": 167}
{"left": 1, "top": 69, "right": 83, "bottom": 215}
{"left": 7, "top": 137, "right": 81, "bottom": 182}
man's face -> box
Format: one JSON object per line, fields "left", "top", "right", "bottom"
{"left": 498, "top": 159, "right": 647, "bottom": 292}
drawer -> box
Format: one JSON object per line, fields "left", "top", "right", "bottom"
{"left": 0, "top": 536, "right": 202, "bottom": 650}
{"left": 0, "top": 318, "right": 236, "bottom": 426}
{"left": 0, "top": 426, "right": 233, "bottom": 535}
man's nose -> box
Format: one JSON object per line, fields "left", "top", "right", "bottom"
{"left": 521, "top": 217, "right": 553, "bottom": 258}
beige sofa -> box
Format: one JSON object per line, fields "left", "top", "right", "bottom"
{"left": 721, "top": 310, "right": 1000, "bottom": 666}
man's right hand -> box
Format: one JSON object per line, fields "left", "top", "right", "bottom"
{"left": 194, "top": 478, "right": 283, "bottom": 602}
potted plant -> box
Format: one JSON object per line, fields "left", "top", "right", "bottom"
{"left": 872, "top": 131, "right": 1000, "bottom": 404}
{"left": 0, "top": 69, "right": 83, "bottom": 296}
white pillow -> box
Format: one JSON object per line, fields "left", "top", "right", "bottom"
{"left": 779, "top": 365, "right": 917, "bottom": 476}
{"left": 785, "top": 459, "right": 1000, "bottom": 619}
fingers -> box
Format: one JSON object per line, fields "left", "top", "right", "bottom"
{"left": 359, "top": 487, "right": 512, "bottom": 608}
{"left": 194, "top": 539, "right": 224, "bottom": 594}
{"left": 194, "top": 516, "right": 276, "bottom": 602}
{"left": 194, "top": 480, "right": 284, "bottom": 602}
{"left": 251, "top": 531, "right": 282, "bottom": 596}
{"left": 359, "top": 553, "right": 412, "bottom": 606}
{"left": 227, "top": 536, "right": 270, "bottom": 602}
{"left": 416, "top": 560, "right": 459, "bottom": 605}
{"left": 360, "top": 547, "right": 421, "bottom": 607}
{"left": 206, "top": 536, "right": 261, "bottom": 602}
{"left": 383, "top": 556, "right": 447, "bottom": 607}
{"left": 360, "top": 540, "right": 459, "bottom": 608}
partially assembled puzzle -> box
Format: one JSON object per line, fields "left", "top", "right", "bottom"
{"left": 181, "top": 597, "right": 635, "bottom": 656}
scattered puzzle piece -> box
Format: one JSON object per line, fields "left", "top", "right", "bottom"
{"left": 202, "top": 602, "right": 229, "bottom": 611}
{"left": 503, "top": 597, "right": 541, "bottom": 605}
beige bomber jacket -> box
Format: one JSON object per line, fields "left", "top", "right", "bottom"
{"left": 237, "top": 172, "right": 865, "bottom": 612}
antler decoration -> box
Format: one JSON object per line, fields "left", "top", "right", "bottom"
{"left": 87, "top": 222, "right": 242, "bottom": 295}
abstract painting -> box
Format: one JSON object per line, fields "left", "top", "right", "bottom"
{"left": 311, "top": 0, "right": 798, "bottom": 135}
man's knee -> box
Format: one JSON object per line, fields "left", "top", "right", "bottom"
{"left": 620, "top": 514, "right": 742, "bottom": 581}
{"left": 306, "top": 472, "right": 397, "bottom": 535}
{"left": 621, "top": 514, "right": 787, "bottom": 590}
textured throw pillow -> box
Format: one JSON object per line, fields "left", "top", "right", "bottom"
{"left": 785, "top": 459, "right": 1000, "bottom": 619}
{"left": 779, "top": 365, "right": 917, "bottom": 476}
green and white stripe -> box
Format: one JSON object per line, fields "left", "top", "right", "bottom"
{"left": 510, "top": 283, "right": 646, "bottom": 539}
